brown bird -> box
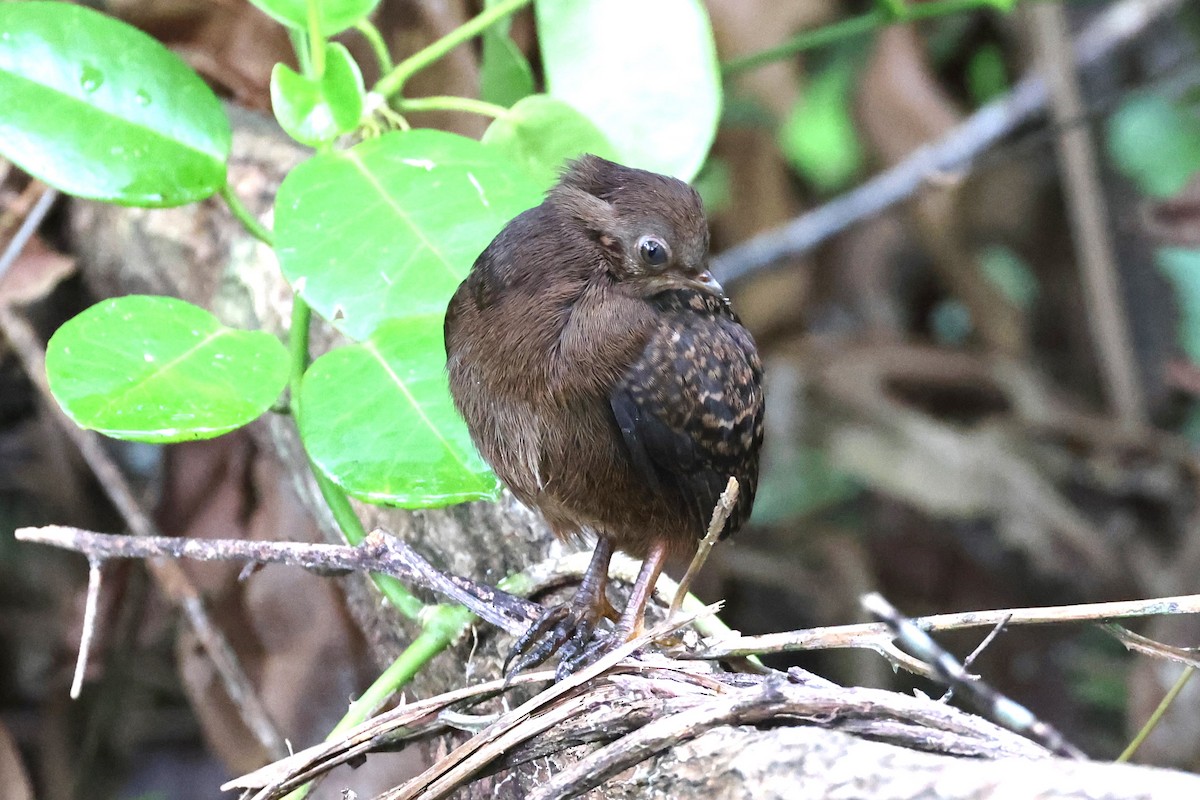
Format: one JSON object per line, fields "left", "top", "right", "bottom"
{"left": 444, "top": 155, "right": 764, "bottom": 677}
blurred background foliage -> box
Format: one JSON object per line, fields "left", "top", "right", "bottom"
{"left": 3, "top": 0, "right": 1200, "bottom": 797}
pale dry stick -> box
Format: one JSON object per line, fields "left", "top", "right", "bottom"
{"left": 1031, "top": 1, "right": 1147, "bottom": 428}
{"left": 1105, "top": 624, "right": 1200, "bottom": 670}
{"left": 70, "top": 561, "right": 103, "bottom": 699}
{"left": 941, "top": 614, "right": 1011, "bottom": 703}
{"left": 692, "top": 593, "right": 1200, "bottom": 660}
{"left": 0, "top": 309, "right": 288, "bottom": 759}
{"left": 668, "top": 476, "right": 739, "bottom": 619}
{"left": 711, "top": 0, "right": 1186, "bottom": 286}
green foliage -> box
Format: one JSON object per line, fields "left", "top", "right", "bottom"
{"left": 479, "top": 0, "right": 534, "bottom": 106}
{"left": 1107, "top": 91, "right": 1200, "bottom": 198}
{"left": 536, "top": 0, "right": 721, "bottom": 181}
{"left": 299, "top": 317, "right": 500, "bottom": 506}
{"left": 271, "top": 42, "right": 365, "bottom": 146}
{"left": 978, "top": 244, "right": 1038, "bottom": 310}
{"left": 0, "top": 2, "right": 229, "bottom": 206}
{"left": 1106, "top": 90, "right": 1200, "bottom": 373}
{"left": 247, "top": 0, "right": 381, "bottom": 35}
{"left": 965, "top": 42, "right": 1009, "bottom": 105}
{"left": 274, "top": 129, "right": 543, "bottom": 341}
{"left": 1156, "top": 248, "right": 1200, "bottom": 363}
{"left": 15, "top": 0, "right": 719, "bottom": 507}
{"left": 45, "top": 296, "right": 289, "bottom": 443}
{"left": 778, "top": 55, "right": 862, "bottom": 193}
{"left": 482, "top": 94, "right": 617, "bottom": 189}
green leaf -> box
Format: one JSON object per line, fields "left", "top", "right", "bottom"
{"left": 1157, "top": 247, "right": 1200, "bottom": 362}
{"left": 275, "top": 129, "right": 543, "bottom": 341}
{"left": 0, "top": 2, "right": 230, "bottom": 206}
{"left": 978, "top": 243, "right": 1038, "bottom": 310}
{"left": 480, "top": 0, "right": 534, "bottom": 108}
{"left": 779, "top": 56, "right": 861, "bottom": 193}
{"left": 480, "top": 27, "right": 535, "bottom": 108}
{"left": 46, "top": 296, "right": 288, "bottom": 443}
{"left": 271, "top": 42, "right": 364, "bottom": 146}
{"left": 965, "top": 43, "right": 1008, "bottom": 106}
{"left": 298, "top": 316, "right": 500, "bottom": 506}
{"left": 752, "top": 444, "right": 860, "bottom": 524}
{"left": 248, "top": 0, "right": 381, "bottom": 35}
{"left": 536, "top": 0, "right": 721, "bottom": 181}
{"left": 1107, "top": 92, "right": 1200, "bottom": 198}
{"left": 482, "top": 95, "right": 617, "bottom": 188}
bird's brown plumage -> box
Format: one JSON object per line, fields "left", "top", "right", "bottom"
{"left": 444, "top": 155, "right": 763, "bottom": 674}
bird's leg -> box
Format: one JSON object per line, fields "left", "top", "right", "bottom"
{"left": 557, "top": 538, "right": 669, "bottom": 678}
{"left": 611, "top": 538, "right": 669, "bottom": 641}
{"left": 503, "top": 534, "right": 616, "bottom": 679}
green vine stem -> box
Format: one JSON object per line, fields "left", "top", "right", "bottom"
{"left": 1117, "top": 665, "right": 1195, "bottom": 762}
{"left": 356, "top": 18, "right": 394, "bottom": 75}
{"left": 397, "top": 95, "right": 510, "bottom": 119}
{"left": 374, "top": 0, "right": 533, "bottom": 99}
{"left": 286, "top": 296, "right": 425, "bottom": 620}
{"left": 305, "top": 0, "right": 326, "bottom": 76}
{"left": 722, "top": 0, "right": 1016, "bottom": 75}
{"left": 218, "top": 184, "right": 274, "bottom": 247}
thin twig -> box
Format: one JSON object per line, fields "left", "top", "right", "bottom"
{"left": 863, "top": 593, "right": 1084, "bottom": 759}
{"left": 70, "top": 560, "right": 103, "bottom": 699}
{"left": 0, "top": 184, "right": 57, "bottom": 283}
{"left": 668, "top": 477, "right": 739, "bottom": 619}
{"left": 691, "top": 593, "right": 1200, "bottom": 659}
{"left": 1104, "top": 625, "right": 1200, "bottom": 670}
{"left": 1031, "top": 0, "right": 1146, "bottom": 427}
{"left": 17, "top": 525, "right": 541, "bottom": 635}
{"left": 941, "top": 614, "right": 1011, "bottom": 703}
{"left": 711, "top": 0, "right": 1185, "bottom": 286}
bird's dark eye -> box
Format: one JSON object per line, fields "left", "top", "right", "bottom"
{"left": 638, "top": 236, "right": 670, "bottom": 268}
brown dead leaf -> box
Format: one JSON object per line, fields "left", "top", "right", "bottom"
{"left": 0, "top": 237, "right": 77, "bottom": 308}
{"left": 0, "top": 721, "right": 33, "bottom": 800}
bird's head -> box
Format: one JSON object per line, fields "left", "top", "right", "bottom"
{"left": 548, "top": 155, "right": 723, "bottom": 298}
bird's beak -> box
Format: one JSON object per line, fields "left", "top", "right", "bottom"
{"left": 692, "top": 269, "right": 724, "bottom": 295}
{"left": 644, "top": 268, "right": 725, "bottom": 298}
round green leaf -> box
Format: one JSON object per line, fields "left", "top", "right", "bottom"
{"left": 248, "top": 0, "right": 381, "bottom": 35}
{"left": 1108, "top": 92, "right": 1200, "bottom": 198}
{"left": 275, "top": 129, "right": 543, "bottom": 341}
{"left": 536, "top": 0, "right": 720, "bottom": 181}
{"left": 0, "top": 2, "right": 230, "bottom": 206}
{"left": 46, "top": 296, "right": 289, "bottom": 443}
{"left": 298, "top": 316, "right": 500, "bottom": 506}
{"left": 271, "top": 42, "right": 364, "bottom": 146}
{"left": 482, "top": 94, "right": 617, "bottom": 189}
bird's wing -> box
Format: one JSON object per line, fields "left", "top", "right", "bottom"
{"left": 609, "top": 299, "right": 763, "bottom": 539}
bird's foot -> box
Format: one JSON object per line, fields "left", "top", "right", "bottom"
{"left": 503, "top": 597, "right": 608, "bottom": 680}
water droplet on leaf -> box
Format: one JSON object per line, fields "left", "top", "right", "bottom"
{"left": 79, "top": 64, "right": 104, "bottom": 93}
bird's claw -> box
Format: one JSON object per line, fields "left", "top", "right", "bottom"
{"left": 503, "top": 601, "right": 603, "bottom": 680}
